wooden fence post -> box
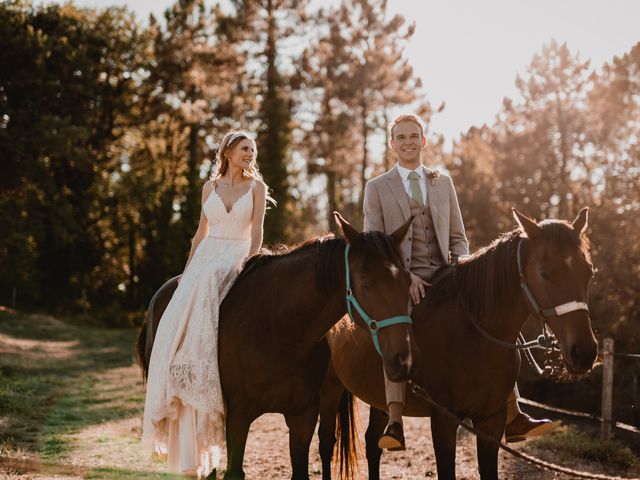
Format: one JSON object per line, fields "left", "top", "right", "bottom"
{"left": 601, "top": 338, "right": 614, "bottom": 441}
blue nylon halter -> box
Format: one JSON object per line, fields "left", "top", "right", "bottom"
{"left": 344, "top": 244, "right": 413, "bottom": 356}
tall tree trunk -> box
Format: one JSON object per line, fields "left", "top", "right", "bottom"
{"left": 185, "top": 122, "right": 201, "bottom": 230}
{"left": 556, "top": 93, "right": 570, "bottom": 218}
{"left": 327, "top": 169, "right": 338, "bottom": 232}
{"left": 127, "top": 215, "right": 136, "bottom": 308}
{"left": 257, "top": 0, "right": 291, "bottom": 243}
{"left": 359, "top": 98, "right": 369, "bottom": 214}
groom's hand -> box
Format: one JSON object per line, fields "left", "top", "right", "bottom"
{"left": 409, "top": 272, "right": 430, "bottom": 305}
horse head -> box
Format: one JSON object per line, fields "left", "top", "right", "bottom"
{"left": 335, "top": 212, "right": 417, "bottom": 382}
{"left": 514, "top": 208, "right": 598, "bottom": 374}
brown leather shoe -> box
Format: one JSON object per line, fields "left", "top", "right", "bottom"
{"left": 505, "top": 412, "right": 555, "bottom": 443}
{"left": 378, "top": 421, "right": 406, "bottom": 451}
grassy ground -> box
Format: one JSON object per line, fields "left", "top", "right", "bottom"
{"left": 531, "top": 423, "right": 639, "bottom": 471}
{"left": 1, "top": 308, "right": 639, "bottom": 479}
{"left": 0, "top": 309, "right": 177, "bottom": 479}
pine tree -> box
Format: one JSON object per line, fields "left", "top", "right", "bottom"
{"left": 0, "top": 3, "right": 145, "bottom": 310}
{"left": 346, "top": 0, "right": 428, "bottom": 212}
{"left": 255, "top": 0, "right": 291, "bottom": 243}
{"left": 114, "top": 0, "right": 253, "bottom": 305}
{"left": 301, "top": 0, "right": 427, "bottom": 230}
{"left": 493, "top": 40, "right": 591, "bottom": 219}
{"left": 236, "top": 0, "right": 309, "bottom": 243}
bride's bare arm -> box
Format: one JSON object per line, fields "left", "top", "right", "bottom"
{"left": 183, "top": 181, "right": 214, "bottom": 271}
{"left": 248, "top": 181, "right": 267, "bottom": 257}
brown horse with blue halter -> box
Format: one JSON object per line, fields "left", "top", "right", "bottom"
{"left": 136, "top": 213, "right": 416, "bottom": 480}
{"left": 318, "top": 208, "right": 598, "bottom": 480}
{"left": 344, "top": 243, "right": 413, "bottom": 355}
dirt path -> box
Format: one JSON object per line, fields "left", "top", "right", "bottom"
{"left": 1, "top": 312, "right": 637, "bottom": 479}
{"left": 4, "top": 365, "right": 632, "bottom": 480}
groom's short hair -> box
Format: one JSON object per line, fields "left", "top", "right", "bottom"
{"left": 388, "top": 114, "right": 426, "bottom": 140}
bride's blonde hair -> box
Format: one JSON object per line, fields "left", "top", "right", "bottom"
{"left": 211, "top": 130, "right": 276, "bottom": 205}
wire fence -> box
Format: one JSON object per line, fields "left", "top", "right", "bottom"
{"left": 522, "top": 338, "right": 640, "bottom": 441}
{"left": 518, "top": 397, "right": 640, "bottom": 435}
{"left": 611, "top": 352, "right": 640, "bottom": 359}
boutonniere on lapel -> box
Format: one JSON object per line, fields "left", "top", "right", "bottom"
{"left": 426, "top": 169, "right": 440, "bottom": 186}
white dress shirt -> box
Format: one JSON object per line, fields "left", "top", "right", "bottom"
{"left": 396, "top": 163, "right": 427, "bottom": 205}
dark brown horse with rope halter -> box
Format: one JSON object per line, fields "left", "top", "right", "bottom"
{"left": 318, "top": 208, "right": 598, "bottom": 480}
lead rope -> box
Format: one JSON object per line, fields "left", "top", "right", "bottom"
{"left": 408, "top": 381, "right": 631, "bottom": 480}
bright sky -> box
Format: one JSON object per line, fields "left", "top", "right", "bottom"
{"left": 68, "top": 0, "right": 639, "bottom": 142}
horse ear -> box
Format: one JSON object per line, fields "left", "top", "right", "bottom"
{"left": 391, "top": 216, "right": 414, "bottom": 244}
{"left": 512, "top": 209, "right": 541, "bottom": 240}
{"left": 571, "top": 207, "right": 589, "bottom": 235}
{"left": 334, "top": 212, "right": 362, "bottom": 246}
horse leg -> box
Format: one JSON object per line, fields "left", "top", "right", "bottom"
{"left": 364, "top": 406, "right": 388, "bottom": 480}
{"left": 472, "top": 409, "right": 506, "bottom": 480}
{"left": 285, "top": 400, "right": 320, "bottom": 480}
{"left": 318, "top": 401, "right": 338, "bottom": 480}
{"left": 430, "top": 410, "right": 458, "bottom": 480}
{"left": 224, "top": 407, "right": 254, "bottom": 480}
{"left": 318, "top": 366, "right": 346, "bottom": 480}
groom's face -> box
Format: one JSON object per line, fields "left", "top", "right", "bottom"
{"left": 390, "top": 121, "right": 426, "bottom": 164}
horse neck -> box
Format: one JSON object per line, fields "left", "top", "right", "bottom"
{"left": 297, "top": 291, "right": 347, "bottom": 353}
{"left": 268, "top": 247, "right": 348, "bottom": 354}
{"left": 457, "top": 235, "right": 531, "bottom": 343}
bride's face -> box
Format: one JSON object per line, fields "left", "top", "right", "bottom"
{"left": 227, "top": 138, "right": 256, "bottom": 171}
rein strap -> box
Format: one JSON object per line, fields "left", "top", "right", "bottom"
{"left": 465, "top": 238, "right": 590, "bottom": 353}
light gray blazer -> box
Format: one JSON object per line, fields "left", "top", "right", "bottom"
{"left": 363, "top": 165, "right": 469, "bottom": 269}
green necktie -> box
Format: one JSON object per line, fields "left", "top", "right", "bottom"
{"left": 408, "top": 171, "right": 424, "bottom": 207}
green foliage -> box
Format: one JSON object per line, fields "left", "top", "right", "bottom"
{"left": 535, "top": 425, "right": 638, "bottom": 469}
{"left": 0, "top": 0, "right": 254, "bottom": 310}
{"left": 85, "top": 468, "right": 184, "bottom": 479}
{"left": 0, "top": 2, "right": 147, "bottom": 309}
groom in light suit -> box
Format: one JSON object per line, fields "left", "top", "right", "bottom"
{"left": 364, "top": 114, "right": 552, "bottom": 450}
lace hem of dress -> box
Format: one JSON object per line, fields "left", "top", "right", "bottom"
{"left": 142, "top": 400, "right": 225, "bottom": 478}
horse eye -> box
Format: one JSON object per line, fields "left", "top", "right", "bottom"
{"left": 541, "top": 271, "right": 551, "bottom": 281}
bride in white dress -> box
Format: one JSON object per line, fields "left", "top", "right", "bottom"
{"left": 142, "top": 131, "right": 269, "bottom": 478}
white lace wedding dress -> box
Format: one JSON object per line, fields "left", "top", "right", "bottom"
{"left": 142, "top": 179, "right": 256, "bottom": 478}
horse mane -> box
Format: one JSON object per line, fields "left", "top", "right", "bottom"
{"left": 238, "top": 231, "right": 406, "bottom": 294}
{"left": 426, "top": 220, "right": 590, "bottom": 320}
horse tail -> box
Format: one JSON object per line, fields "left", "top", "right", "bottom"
{"left": 135, "top": 319, "right": 149, "bottom": 381}
{"left": 336, "top": 389, "right": 358, "bottom": 479}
